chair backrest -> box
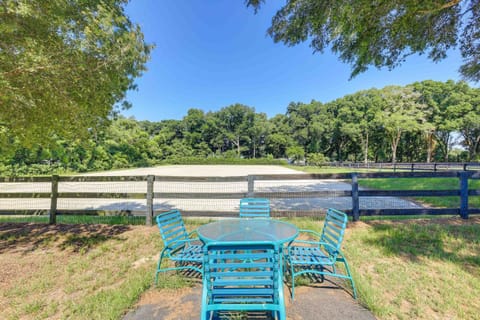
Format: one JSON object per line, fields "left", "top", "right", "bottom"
{"left": 239, "top": 198, "right": 270, "bottom": 218}
{"left": 202, "top": 241, "right": 282, "bottom": 312}
{"left": 320, "top": 208, "right": 348, "bottom": 258}
{"left": 156, "top": 210, "right": 189, "bottom": 251}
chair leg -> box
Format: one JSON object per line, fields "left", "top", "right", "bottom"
{"left": 340, "top": 257, "right": 357, "bottom": 299}
{"left": 290, "top": 262, "right": 296, "bottom": 300}
{"left": 155, "top": 250, "right": 167, "bottom": 285}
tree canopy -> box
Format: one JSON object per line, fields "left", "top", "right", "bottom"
{"left": 247, "top": 0, "right": 480, "bottom": 81}
{"left": 2, "top": 80, "right": 479, "bottom": 175}
{"left": 0, "top": 0, "right": 151, "bottom": 147}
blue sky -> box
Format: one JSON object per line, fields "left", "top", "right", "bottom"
{"left": 123, "top": 0, "right": 464, "bottom": 121}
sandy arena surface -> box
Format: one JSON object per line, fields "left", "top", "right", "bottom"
{"left": 0, "top": 165, "right": 421, "bottom": 213}
{"left": 81, "top": 165, "right": 303, "bottom": 176}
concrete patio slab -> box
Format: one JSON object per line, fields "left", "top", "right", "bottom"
{"left": 123, "top": 280, "right": 375, "bottom": 320}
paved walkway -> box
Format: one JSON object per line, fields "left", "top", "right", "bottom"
{"left": 123, "top": 280, "right": 375, "bottom": 320}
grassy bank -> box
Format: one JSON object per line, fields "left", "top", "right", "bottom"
{"left": 1, "top": 217, "right": 479, "bottom": 319}
{"left": 291, "top": 165, "right": 480, "bottom": 209}
{"left": 358, "top": 177, "right": 480, "bottom": 208}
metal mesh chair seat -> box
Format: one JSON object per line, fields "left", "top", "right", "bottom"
{"left": 169, "top": 243, "right": 203, "bottom": 262}
{"left": 288, "top": 245, "right": 335, "bottom": 266}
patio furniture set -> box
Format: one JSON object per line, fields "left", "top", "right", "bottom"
{"left": 154, "top": 198, "right": 357, "bottom": 320}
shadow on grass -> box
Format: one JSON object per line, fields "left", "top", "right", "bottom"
{"left": 364, "top": 218, "right": 480, "bottom": 275}
{"left": 0, "top": 222, "right": 131, "bottom": 254}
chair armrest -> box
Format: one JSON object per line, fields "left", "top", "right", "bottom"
{"left": 287, "top": 239, "right": 341, "bottom": 258}
{"left": 165, "top": 238, "right": 201, "bottom": 251}
{"left": 298, "top": 229, "right": 322, "bottom": 238}
{"left": 288, "top": 229, "right": 322, "bottom": 246}
{"left": 316, "top": 241, "right": 339, "bottom": 253}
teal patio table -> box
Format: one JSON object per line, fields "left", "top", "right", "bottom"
{"left": 197, "top": 218, "right": 298, "bottom": 244}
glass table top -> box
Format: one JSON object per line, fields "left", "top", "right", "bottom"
{"left": 197, "top": 218, "right": 298, "bottom": 244}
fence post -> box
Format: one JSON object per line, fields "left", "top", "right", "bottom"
{"left": 411, "top": 163, "right": 414, "bottom": 172}
{"left": 351, "top": 173, "right": 359, "bottom": 222}
{"left": 247, "top": 175, "right": 255, "bottom": 197}
{"left": 49, "top": 175, "right": 59, "bottom": 225}
{"left": 458, "top": 171, "right": 469, "bottom": 219}
{"left": 146, "top": 175, "right": 155, "bottom": 226}
{"left": 434, "top": 163, "right": 437, "bottom": 172}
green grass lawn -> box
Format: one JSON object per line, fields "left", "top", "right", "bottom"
{"left": 345, "top": 218, "right": 480, "bottom": 319}
{"left": 282, "top": 216, "right": 480, "bottom": 319}
{"left": 1, "top": 216, "right": 478, "bottom": 320}
{"left": 359, "top": 177, "right": 480, "bottom": 208}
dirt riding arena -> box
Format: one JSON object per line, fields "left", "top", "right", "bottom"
{"left": 0, "top": 165, "right": 421, "bottom": 214}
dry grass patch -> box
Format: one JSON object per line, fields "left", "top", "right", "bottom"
{"left": 0, "top": 223, "right": 161, "bottom": 320}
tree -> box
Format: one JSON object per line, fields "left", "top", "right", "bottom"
{"left": 265, "top": 114, "right": 292, "bottom": 158}
{"left": 412, "top": 80, "right": 461, "bottom": 162}
{"left": 181, "top": 108, "right": 207, "bottom": 154}
{"left": 0, "top": 1, "right": 152, "bottom": 147}
{"left": 247, "top": 0, "right": 480, "bottom": 81}
{"left": 216, "top": 104, "right": 256, "bottom": 157}
{"left": 247, "top": 112, "right": 268, "bottom": 158}
{"left": 286, "top": 145, "right": 304, "bottom": 163}
{"left": 446, "top": 83, "right": 480, "bottom": 159}
{"left": 378, "top": 86, "right": 429, "bottom": 163}
{"left": 335, "top": 89, "right": 383, "bottom": 163}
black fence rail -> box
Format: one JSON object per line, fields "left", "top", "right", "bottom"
{"left": 320, "top": 162, "right": 480, "bottom": 172}
{"left": 0, "top": 171, "right": 479, "bottom": 225}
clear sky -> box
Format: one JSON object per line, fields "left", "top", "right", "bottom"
{"left": 123, "top": 0, "right": 465, "bottom": 122}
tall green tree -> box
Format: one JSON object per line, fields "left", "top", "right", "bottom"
{"left": 247, "top": 0, "right": 480, "bottom": 81}
{"left": 379, "top": 86, "right": 429, "bottom": 163}
{"left": 247, "top": 112, "right": 268, "bottom": 158}
{"left": 266, "top": 114, "right": 292, "bottom": 158}
{"left": 0, "top": 0, "right": 151, "bottom": 147}
{"left": 412, "top": 80, "right": 461, "bottom": 162}
{"left": 446, "top": 83, "right": 480, "bottom": 159}
{"left": 335, "top": 89, "right": 383, "bottom": 163}
{"left": 216, "top": 104, "right": 256, "bottom": 157}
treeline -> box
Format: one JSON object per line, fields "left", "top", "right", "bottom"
{"left": 1, "top": 80, "right": 479, "bottom": 175}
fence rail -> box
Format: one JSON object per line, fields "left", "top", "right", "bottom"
{"left": 0, "top": 171, "right": 479, "bottom": 224}
{"left": 321, "top": 162, "right": 480, "bottom": 172}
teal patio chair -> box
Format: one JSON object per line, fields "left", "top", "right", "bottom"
{"left": 201, "top": 241, "right": 286, "bottom": 320}
{"left": 155, "top": 210, "right": 203, "bottom": 284}
{"left": 239, "top": 198, "right": 270, "bottom": 218}
{"left": 287, "top": 208, "right": 357, "bottom": 299}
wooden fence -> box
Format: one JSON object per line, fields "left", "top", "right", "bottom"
{"left": 0, "top": 171, "right": 479, "bottom": 225}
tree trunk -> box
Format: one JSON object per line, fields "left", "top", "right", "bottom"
{"left": 363, "top": 132, "right": 369, "bottom": 164}
{"left": 236, "top": 137, "right": 240, "bottom": 157}
{"left": 391, "top": 132, "right": 401, "bottom": 164}
{"left": 426, "top": 132, "right": 434, "bottom": 163}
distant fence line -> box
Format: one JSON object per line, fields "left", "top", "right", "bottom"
{"left": 0, "top": 172, "right": 479, "bottom": 225}
{"left": 319, "top": 162, "right": 480, "bottom": 172}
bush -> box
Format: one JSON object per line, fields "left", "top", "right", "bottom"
{"left": 307, "top": 153, "right": 330, "bottom": 166}
{"left": 161, "top": 156, "right": 287, "bottom": 165}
